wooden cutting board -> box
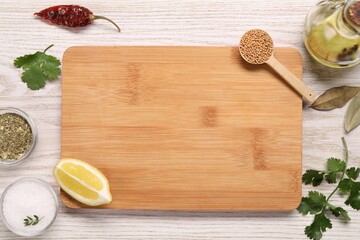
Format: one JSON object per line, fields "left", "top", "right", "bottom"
{"left": 61, "top": 46, "right": 302, "bottom": 210}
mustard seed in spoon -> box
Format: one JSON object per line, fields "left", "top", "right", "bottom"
{"left": 239, "top": 29, "right": 273, "bottom": 64}
{"left": 239, "top": 29, "right": 317, "bottom": 103}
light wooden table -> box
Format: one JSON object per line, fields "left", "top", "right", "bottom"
{"left": 1, "top": 0, "right": 359, "bottom": 239}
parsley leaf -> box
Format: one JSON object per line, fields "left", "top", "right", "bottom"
{"left": 344, "top": 182, "right": 360, "bottom": 211}
{"left": 325, "top": 172, "right": 337, "bottom": 184}
{"left": 297, "top": 138, "right": 360, "bottom": 240}
{"left": 21, "top": 65, "right": 47, "bottom": 90}
{"left": 347, "top": 167, "right": 360, "bottom": 180}
{"left": 14, "top": 44, "right": 61, "bottom": 90}
{"left": 338, "top": 179, "right": 353, "bottom": 193}
{"left": 297, "top": 191, "right": 326, "bottom": 215}
{"left": 340, "top": 180, "right": 360, "bottom": 210}
{"left": 327, "top": 158, "right": 345, "bottom": 172}
{"left": 321, "top": 158, "right": 346, "bottom": 185}
{"left": 302, "top": 170, "right": 324, "bottom": 186}
{"left": 329, "top": 206, "right": 351, "bottom": 220}
{"left": 305, "top": 212, "right": 332, "bottom": 240}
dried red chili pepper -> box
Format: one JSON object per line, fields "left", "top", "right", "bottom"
{"left": 34, "top": 5, "right": 121, "bottom": 32}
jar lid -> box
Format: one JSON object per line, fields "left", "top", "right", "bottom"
{"left": 349, "top": 1, "right": 360, "bottom": 26}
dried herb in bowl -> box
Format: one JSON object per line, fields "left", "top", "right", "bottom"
{"left": 0, "top": 113, "right": 32, "bottom": 161}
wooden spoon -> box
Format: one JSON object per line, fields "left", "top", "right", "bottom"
{"left": 239, "top": 29, "right": 317, "bottom": 103}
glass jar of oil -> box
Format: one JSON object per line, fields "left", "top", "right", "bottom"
{"left": 304, "top": 0, "right": 360, "bottom": 68}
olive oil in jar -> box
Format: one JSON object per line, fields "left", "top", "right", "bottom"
{"left": 304, "top": 0, "right": 360, "bottom": 68}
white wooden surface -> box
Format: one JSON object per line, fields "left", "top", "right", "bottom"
{"left": 0, "top": 0, "right": 360, "bottom": 239}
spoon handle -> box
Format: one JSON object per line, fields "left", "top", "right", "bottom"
{"left": 266, "top": 55, "right": 317, "bottom": 103}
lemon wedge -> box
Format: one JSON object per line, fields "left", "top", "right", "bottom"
{"left": 53, "top": 158, "right": 112, "bottom": 206}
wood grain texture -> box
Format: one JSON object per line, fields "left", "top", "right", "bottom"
{"left": 61, "top": 46, "right": 302, "bottom": 210}
{"left": 0, "top": 0, "right": 360, "bottom": 239}
{"left": 266, "top": 55, "right": 317, "bottom": 102}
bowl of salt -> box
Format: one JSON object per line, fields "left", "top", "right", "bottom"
{"left": 0, "top": 177, "right": 59, "bottom": 236}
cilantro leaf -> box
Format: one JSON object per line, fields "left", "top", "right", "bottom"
{"left": 298, "top": 198, "right": 313, "bottom": 215}
{"left": 347, "top": 167, "right": 360, "bottom": 180}
{"left": 21, "top": 65, "right": 47, "bottom": 90}
{"left": 305, "top": 212, "right": 332, "bottom": 240}
{"left": 297, "top": 191, "right": 327, "bottom": 215}
{"left": 302, "top": 170, "right": 324, "bottom": 186}
{"left": 298, "top": 139, "right": 359, "bottom": 240}
{"left": 339, "top": 179, "right": 353, "bottom": 193}
{"left": 327, "top": 158, "right": 346, "bottom": 172}
{"left": 340, "top": 180, "right": 360, "bottom": 210}
{"left": 345, "top": 186, "right": 360, "bottom": 210}
{"left": 325, "top": 172, "right": 337, "bottom": 184}
{"left": 329, "top": 206, "right": 351, "bottom": 220}
{"left": 14, "top": 54, "right": 38, "bottom": 68}
{"left": 13, "top": 45, "right": 61, "bottom": 90}
{"left": 40, "top": 58, "right": 61, "bottom": 80}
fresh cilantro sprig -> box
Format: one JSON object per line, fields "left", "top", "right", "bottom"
{"left": 14, "top": 44, "right": 61, "bottom": 90}
{"left": 297, "top": 137, "right": 360, "bottom": 240}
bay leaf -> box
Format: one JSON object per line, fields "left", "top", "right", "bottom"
{"left": 345, "top": 93, "right": 360, "bottom": 132}
{"left": 311, "top": 86, "right": 360, "bottom": 111}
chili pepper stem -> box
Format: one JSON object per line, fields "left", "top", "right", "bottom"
{"left": 91, "top": 15, "right": 121, "bottom": 32}
{"left": 43, "top": 44, "right": 54, "bottom": 53}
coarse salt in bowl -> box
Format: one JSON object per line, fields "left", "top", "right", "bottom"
{"left": 0, "top": 178, "right": 59, "bottom": 236}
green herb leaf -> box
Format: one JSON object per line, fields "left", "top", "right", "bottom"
{"left": 347, "top": 167, "right": 360, "bottom": 180}
{"left": 345, "top": 190, "right": 360, "bottom": 210}
{"left": 297, "top": 191, "right": 327, "bottom": 215}
{"left": 325, "top": 172, "right": 337, "bottom": 184}
{"left": 297, "top": 197, "right": 314, "bottom": 215}
{"left": 297, "top": 138, "right": 359, "bottom": 240}
{"left": 339, "top": 179, "right": 353, "bottom": 193}
{"left": 14, "top": 54, "right": 38, "bottom": 68}
{"left": 344, "top": 93, "right": 360, "bottom": 132}
{"left": 21, "top": 65, "right": 47, "bottom": 90}
{"left": 310, "top": 86, "right": 360, "bottom": 111}
{"left": 329, "top": 206, "right": 351, "bottom": 220}
{"left": 305, "top": 212, "right": 332, "bottom": 240}
{"left": 327, "top": 158, "right": 345, "bottom": 172}
{"left": 23, "top": 215, "right": 43, "bottom": 227}
{"left": 14, "top": 45, "right": 61, "bottom": 90}
{"left": 302, "top": 170, "right": 324, "bottom": 186}
{"left": 23, "top": 218, "right": 30, "bottom": 226}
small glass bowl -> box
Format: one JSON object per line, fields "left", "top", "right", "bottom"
{"left": 0, "top": 177, "right": 59, "bottom": 237}
{"left": 0, "top": 107, "right": 38, "bottom": 167}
